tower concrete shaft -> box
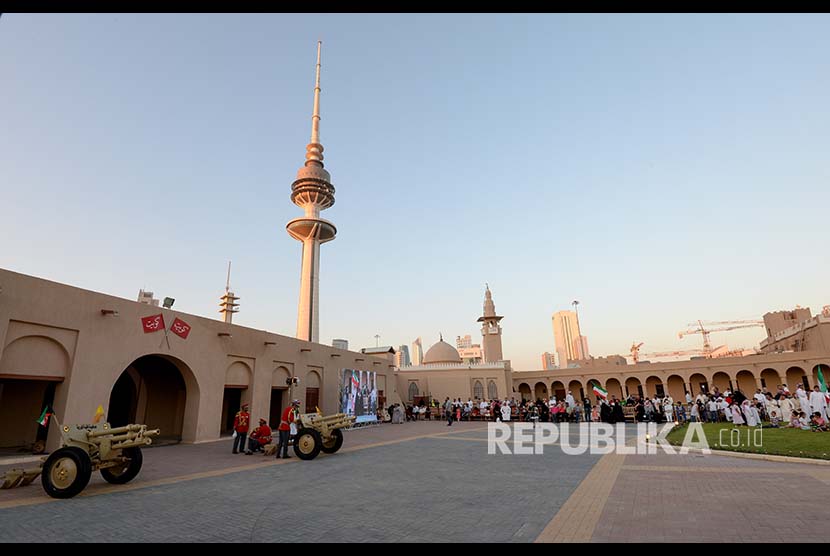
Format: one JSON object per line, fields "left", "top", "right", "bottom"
{"left": 286, "top": 41, "right": 336, "bottom": 343}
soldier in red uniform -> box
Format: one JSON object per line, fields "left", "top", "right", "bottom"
{"left": 232, "top": 403, "right": 250, "bottom": 454}
{"left": 276, "top": 400, "right": 300, "bottom": 459}
{"left": 245, "top": 418, "right": 272, "bottom": 455}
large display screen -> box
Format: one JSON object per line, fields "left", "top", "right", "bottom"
{"left": 339, "top": 369, "right": 378, "bottom": 423}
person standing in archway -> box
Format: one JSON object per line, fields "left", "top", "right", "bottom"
{"left": 232, "top": 403, "right": 250, "bottom": 454}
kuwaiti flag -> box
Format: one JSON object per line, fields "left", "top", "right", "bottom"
{"left": 351, "top": 371, "right": 360, "bottom": 390}
{"left": 591, "top": 382, "right": 608, "bottom": 400}
{"left": 818, "top": 365, "right": 830, "bottom": 403}
{"left": 36, "top": 407, "right": 51, "bottom": 427}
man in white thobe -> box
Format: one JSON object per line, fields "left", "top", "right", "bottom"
{"left": 796, "top": 386, "right": 811, "bottom": 417}
{"left": 809, "top": 386, "right": 828, "bottom": 419}
{"left": 500, "top": 402, "right": 511, "bottom": 422}
{"left": 565, "top": 391, "right": 575, "bottom": 408}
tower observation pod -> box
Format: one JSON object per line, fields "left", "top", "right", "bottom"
{"left": 286, "top": 41, "right": 337, "bottom": 343}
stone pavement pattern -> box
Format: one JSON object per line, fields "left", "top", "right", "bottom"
{"left": 1, "top": 421, "right": 829, "bottom": 542}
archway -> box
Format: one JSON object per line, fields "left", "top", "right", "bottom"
{"left": 270, "top": 367, "right": 291, "bottom": 429}
{"left": 305, "top": 370, "right": 322, "bottom": 412}
{"left": 221, "top": 361, "right": 252, "bottom": 435}
{"left": 605, "top": 378, "right": 623, "bottom": 400}
{"left": 534, "top": 382, "right": 548, "bottom": 400}
{"left": 487, "top": 380, "right": 498, "bottom": 400}
{"left": 736, "top": 370, "right": 757, "bottom": 394}
{"left": 645, "top": 376, "right": 664, "bottom": 398}
{"left": 0, "top": 335, "right": 68, "bottom": 450}
{"left": 568, "top": 380, "right": 584, "bottom": 402}
{"left": 108, "top": 354, "right": 199, "bottom": 444}
{"left": 712, "top": 372, "right": 732, "bottom": 394}
{"left": 786, "top": 366, "right": 807, "bottom": 391}
{"left": 666, "top": 375, "right": 686, "bottom": 401}
{"left": 760, "top": 368, "right": 781, "bottom": 392}
{"left": 551, "top": 381, "right": 566, "bottom": 401}
{"left": 689, "top": 373, "right": 708, "bottom": 395}
{"left": 518, "top": 383, "right": 531, "bottom": 401}
{"left": 625, "top": 377, "right": 643, "bottom": 398}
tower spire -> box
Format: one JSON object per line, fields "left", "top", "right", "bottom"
{"left": 306, "top": 40, "right": 324, "bottom": 167}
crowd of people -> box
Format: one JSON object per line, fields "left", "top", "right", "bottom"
{"left": 392, "top": 382, "right": 830, "bottom": 432}
{"left": 230, "top": 400, "right": 302, "bottom": 458}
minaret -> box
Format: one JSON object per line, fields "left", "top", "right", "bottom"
{"left": 219, "top": 261, "right": 240, "bottom": 324}
{"left": 286, "top": 41, "right": 337, "bottom": 343}
{"left": 477, "top": 284, "right": 504, "bottom": 362}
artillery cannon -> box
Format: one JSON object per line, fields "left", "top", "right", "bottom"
{"left": 293, "top": 412, "right": 355, "bottom": 460}
{"left": 1, "top": 422, "right": 159, "bottom": 499}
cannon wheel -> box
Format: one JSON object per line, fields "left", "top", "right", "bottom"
{"left": 320, "top": 428, "right": 344, "bottom": 454}
{"left": 100, "top": 447, "right": 143, "bottom": 485}
{"left": 41, "top": 446, "right": 92, "bottom": 499}
{"left": 293, "top": 428, "right": 322, "bottom": 460}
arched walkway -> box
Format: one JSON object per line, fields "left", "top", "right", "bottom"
{"left": 605, "top": 378, "right": 623, "bottom": 400}
{"left": 736, "top": 370, "right": 757, "bottom": 394}
{"left": 108, "top": 354, "right": 200, "bottom": 444}
{"left": 534, "top": 381, "right": 548, "bottom": 400}
{"left": 760, "top": 368, "right": 781, "bottom": 392}
{"left": 666, "top": 375, "right": 686, "bottom": 401}
{"left": 645, "top": 376, "right": 664, "bottom": 398}
{"left": 518, "top": 383, "right": 531, "bottom": 401}
{"left": 786, "top": 367, "right": 807, "bottom": 391}
{"left": 689, "top": 373, "right": 708, "bottom": 395}
{"left": 569, "top": 380, "right": 584, "bottom": 402}
{"left": 551, "top": 381, "right": 566, "bottom": 401}
{"left": 625, "top": 377, "right": 643, "bottom": 398}
{"left": 712, "top": 372, "right": 732, "bottom": 394}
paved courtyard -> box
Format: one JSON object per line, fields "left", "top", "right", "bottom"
{"left": 1, "top": 421, "right": 828, "bottom": 542}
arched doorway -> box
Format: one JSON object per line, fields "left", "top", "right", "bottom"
{"left": 689, "top": 373, "right": 708, "bottom": 395}
{"left": 712, "top": 372, "right": 732, "bottom": 394}
{"left": 108, "top": 354, "right": 199, "bottom": 444}
{"left": 736, "top": 370, "right": 757, "bottom": 394}
{"left": 569, "top": 380, "right": 584, "bottom": 402}
{"left": 534, "top": 382, "right": 548, "bottom": 400}
{"left": 645, "top": 376, "right": 664, "bottom": 398}
{"left": 786, "top": 366, "right": 807, "bottom": 391}
{"left": 760, "top": 368, "right": 781, "bottom": 392}
{"left": 666, "top": 375, "right": 686, "bottom": 401}
{"left": 605, "top": 378, "right": 623, "bottom": 400}
{"left": 518, "top": 383, "right": 531, "bottom": 401}
{"left": 625, "top": 377, "right": 643, "bottom": 398}
{"left": 551, "top": 381, "right": 566, "bottom": 401}
{"left": 305, "top": 370, "right": 322, "bottom": 413}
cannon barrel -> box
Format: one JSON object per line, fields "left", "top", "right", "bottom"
{"left": 88, "top": 424, "right": 146, "bottom": 437}
{"left": 111, "top": 437, "right": 153, "bottom": 450}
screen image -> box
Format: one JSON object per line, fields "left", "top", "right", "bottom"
{"left": 339, "top": 369, "right": 378, "bottom": 423}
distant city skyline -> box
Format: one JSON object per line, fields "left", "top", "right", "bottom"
{"left": 1, "top": 14, "right": 828, "bottom": 372}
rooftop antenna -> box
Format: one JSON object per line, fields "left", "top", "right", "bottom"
{"left": 219, "top": 260, "right": 240, "bottom": 324}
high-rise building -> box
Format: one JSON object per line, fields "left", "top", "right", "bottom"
{"left": 456, "top": 335, "right": 473, "bottom": 349}
{"left": 541, "top": 352, "right": 557, "bottom": 370}
{"left": 332, "top": 339, "right": 349, "bottom": 350}
{"left": 552, "top": 310, "right": 589, "bottom": 366}
{"left": 477, "top": 285, "right": 504, "bottom": 362}
{"left": 286, "top": 42, "right": 337, "bottom": 343}
{"left": 395, "top": 344, "right": 411, "bottom": 367}
{"left": 456, "top": 334, "right": 483, "bottom": 363}
{"left": 411, "top": 337, "right": 424, "bottom": 366}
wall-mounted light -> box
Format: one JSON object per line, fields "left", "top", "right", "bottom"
{"left": 100, "top": 309, "right": 119, "bottom": 316}
{"left": 163, "top": 297, "right": 175, "bottom": 309}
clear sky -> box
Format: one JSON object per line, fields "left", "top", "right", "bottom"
{"left": 1, "top": 13, "right": 828, "bottom": 372}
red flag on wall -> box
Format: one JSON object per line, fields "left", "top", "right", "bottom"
{"left": 141, "top": 314, "right": 165, "bottom": 334}
{"left": 170, "top": 317, "right": 192, "bottom": 339}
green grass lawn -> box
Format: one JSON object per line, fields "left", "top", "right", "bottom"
{"left": 665, "top": 423, "right": 830, "bottom": 460}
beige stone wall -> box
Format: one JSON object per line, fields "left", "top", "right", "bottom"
{"left": 0, "top": 268, "right": 401, "bottom": 449}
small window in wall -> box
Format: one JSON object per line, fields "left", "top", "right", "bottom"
{"left": 408, "top": 382, "right": 419, "bottom": 401}
{"left": 488, "top": 381, "right": 498, "bottom": 400}
{"left": 473, "top": 381, "right": 484, "bottom": 400}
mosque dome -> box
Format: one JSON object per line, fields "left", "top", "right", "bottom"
{"left": 423, "top": 339, "right": 462, "bottom": 365}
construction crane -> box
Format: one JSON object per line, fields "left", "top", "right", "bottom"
{"left": 630, "top": 342, "right": 704, "bottom": 364}
{"left": 678, "top": 320, "right": 764, "bottom": 356}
